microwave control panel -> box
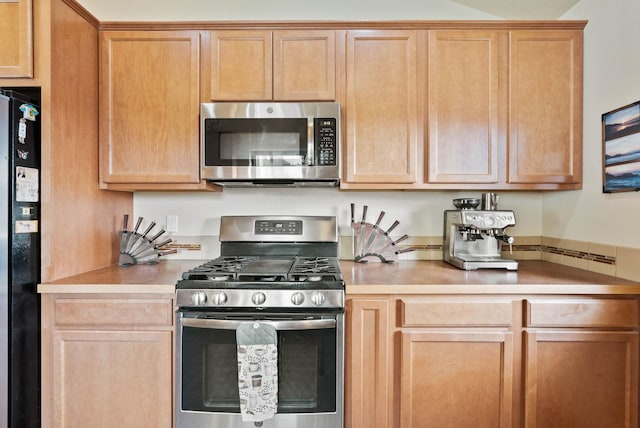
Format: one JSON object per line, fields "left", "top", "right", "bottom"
{"left": 315, "top": 118, "right": 337, "bottom": 166}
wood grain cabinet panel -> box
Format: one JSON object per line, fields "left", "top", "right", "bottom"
{"left": 345, "top": 298, "right": 393, "bottom": 428}
{"left": 208, "top": 30, "right": 335, "bottom": 101}
{"left": 508, "top": 30, "right": 583, "bottom": 185}
{"left": 401, "top": 297, "right": 513, "bottom": 327}
{"left": 273, "top": 30, "right": 336, "bottom": 100}
{"left": 344, "top": 30, "right": 418, "bottom": 184}
{"left": 209, "top": 30, "right": 272, "bottom": 100}
{"left": 99, "top": 31, "right": 203, "bottom": 188}
{"left": 0, "top": 0, "right": 33, "bottom": 78}
{"left": 426, "top": 30, "right": 502, "bottom": 184}
{"left": 41, "top": 294, "right": 174, "bottom": 428}
{"left": 400, "top": 331, "right": 514, "bottom": 428}
{"left": 526, "top": 298, "right": 639, "bottom": 328}
{"left": 51, "top": 329, "right": 173, "bottom": 428}
{"left": 524, "top": 330, "right": 638, "bottom": 428}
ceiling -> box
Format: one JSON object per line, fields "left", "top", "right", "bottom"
{"left": 451, "top": 0, "right": 581, "bottom": 19}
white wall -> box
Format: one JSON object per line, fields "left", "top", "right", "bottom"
{"left": 76, "top": 0, "right": 495, "bottom": 21}
{"left": 134, "top": 190, "right": 541, "bottom": 240}
{"left": 545, "top": 0, "right": 640, "bottom": 248}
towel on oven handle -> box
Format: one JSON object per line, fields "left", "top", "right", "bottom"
{"left": 236, "top": 322, "right": 278, "bottom": 422}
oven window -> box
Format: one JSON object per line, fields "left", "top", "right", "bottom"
{"left": 180, "top": 320, "right": 337, "bottom": 414}
{"left": 204, "top": 118, "right": 308, "bottom": 167}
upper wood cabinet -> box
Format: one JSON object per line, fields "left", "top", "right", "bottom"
{"left": 344, "top": 30, "right": 419, "bottom": 184}
{"left": 0, "top": 0, "right": 33, "bottom": 78}
{"left": 508, "top": 30, "right": 583, "bottom": 185}
{"left": 99, "top": 31, "right": 215, "bottom": 191}
{"left": 342, "top": 24, "right": 585, "bottom": 190}
{"left": 426, "top": 30, "right": 503, "bottom": 185}
{"left": 207, "top": 30, "right": 336, "bottom": 101}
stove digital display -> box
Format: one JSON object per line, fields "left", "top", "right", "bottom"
{"left": 255, "top": 220, "right": 303, "bottom": 235}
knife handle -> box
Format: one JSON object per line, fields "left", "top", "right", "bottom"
{"left": 385, "top": 220, "right": 400, "bottom": 235}
{"left": 149, "top": 229, "right": 166, "bottom": 243}
{"left": 154, "top": 238, "right": 172, "bottom": 249}
{"left": 392, "top": 234, "right": 409, "bottom": 245}
{"left": 397, "top": 247, "right": 415, "bottom": 254}
{"left": 132, "top": 217, "right": 143, "bottom": 234}
{"left": 123, "top": 214, "right": 129, "bottom": 232}
{"left": 141, "top": 221, "right": 156, "bottom": 238}
{"left": 361, "top": 205, "right": 368, "bottom": 222}
{"left": 350, "top": 203, "right": 355, "bottom": 225}
{"left": 374, "top": 211, "right": 385, "bottom": 227}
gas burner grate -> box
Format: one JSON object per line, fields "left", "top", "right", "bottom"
{"left": 289, "top": 257, "right": 342, "bottom": 281}
{"left": 182, "top": 256, "right": 258, "bottom": 280}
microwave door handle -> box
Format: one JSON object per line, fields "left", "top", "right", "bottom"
{"left": 307, "top": 117, "right": 314, "bottom": 166}
{"left": 181, "top": 317, "right": 335, "bottom": 331}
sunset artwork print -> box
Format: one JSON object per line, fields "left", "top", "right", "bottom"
{"left": 602, "top": 100, "right": 640, "bottom": 192}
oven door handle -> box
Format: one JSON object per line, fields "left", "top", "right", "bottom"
{"left": 181, "top": 317, "right": 336, "bottom": 331}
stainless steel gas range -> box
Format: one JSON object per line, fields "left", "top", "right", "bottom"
{"left": 175, "top": 216, "right": 344, "bottom": 428}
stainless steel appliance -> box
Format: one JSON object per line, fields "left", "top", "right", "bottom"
{"left": 200, "top": 102, "right": 340, "bottom": 187}
{"left": 175, "top": 216, "right": 344, "bottom": 428}
{"left": 0, "top": 89, "right": 41, "bottom": 427}
{"left": 443, "top": 197, "right": 518, "bottom": 270}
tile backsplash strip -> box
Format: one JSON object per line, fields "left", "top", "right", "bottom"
{"left": 163, "top": 235, "right": 640, "bottom": 283}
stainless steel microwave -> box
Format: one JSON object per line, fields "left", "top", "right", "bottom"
{"left": 200, "top": 102, "right": 341, "bottom": 187}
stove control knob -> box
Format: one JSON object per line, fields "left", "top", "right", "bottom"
{"left": 252, "top": 292, "right": 266, "bottom": 306}
{"left": 191, "top": 291, "right": 207, "bottom": 306}
{"left": 211, "top": 291, "right": 228, "bottom": 306}
{"left": 311, "top": 292, "right": 326, "bottom": 306}
{"left": 291, "top": 292, "right": 305, "bottom": 306}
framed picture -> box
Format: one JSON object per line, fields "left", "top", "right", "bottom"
{"left": 602, "top": 100, "right": 640, "bottom": 193}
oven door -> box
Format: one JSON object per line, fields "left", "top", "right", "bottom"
{"left": 175, "top": 310, "right": 344, "bottom": 428}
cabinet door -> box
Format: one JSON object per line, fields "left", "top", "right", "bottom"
{"left": 273, "top": 30, "right": 336, "bottom": 100}
{"left": 524, "top": 330, "right": 638, "bottom": 428}
{"left": 426, "top": 30, "right": 502, "bottom": 184}
{"left": 346, "top": 298, "right": 393, "bottom": 428}
{"left": 0, "top": 0, "right": 33, "bottom": 78}
{"left": 344, "top": 30, "right": 418, "bottom": 184}
{"left": 508, "top": 30, "right": 583, "bottom": 185}
{"left": 210, "top": 30, "right": 272, "bottom": 100}
{"left": 400, "top": 331, "right": 514, "bottom": 428}
{"left": 51, "top": 330, "right": 173, "bottom": 428}
{"left": 99, "top": 31, "right": 201, "bottom": 185}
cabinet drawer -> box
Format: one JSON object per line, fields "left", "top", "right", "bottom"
{"left": 400, "top": 298, "right": 513, "bottom": 327}
{"left": 526, "top": 299, "right": 639, "bottom": 328}
{"left": 53, "top": 297, "right": 174, "bottom": 327}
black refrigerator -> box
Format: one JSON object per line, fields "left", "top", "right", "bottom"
{"left": 0, "top": 88, "right": 40, "bottom": 428}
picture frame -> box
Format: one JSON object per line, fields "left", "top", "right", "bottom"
{"left": 602, "top": 100, "right": 640, "bottom": 193}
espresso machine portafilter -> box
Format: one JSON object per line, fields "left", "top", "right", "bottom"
{"left": 442, "top": 194, "right": 518, "bottom": 270}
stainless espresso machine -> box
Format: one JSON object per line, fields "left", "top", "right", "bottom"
{"left": 443, "top": 194, "right": 518, "bottom": 270}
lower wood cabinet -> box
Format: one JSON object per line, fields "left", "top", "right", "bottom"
{"left": 345, "top": 298, "right": 393, "bottom": 428}
{"left": 346, "top": 295, "right": 640, "bottom": 428}
{"left": 400, "top": 330, "right": 513, "bottom": 428}
{"left": 41, "top": 293, "right": 175, "bottom": 428}
{"left": 523, "top": 298, "right": 639, "bottom": 428}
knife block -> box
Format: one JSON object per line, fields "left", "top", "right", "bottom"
{"left": 118, "top": 215, "right": 176, "bottom": 267}
{"left": 350, "top": 206, "right": 413, "bottom": 263}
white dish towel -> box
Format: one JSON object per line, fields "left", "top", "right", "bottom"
{"left": 236, "top": 322, "right": 278, "bottom": 422}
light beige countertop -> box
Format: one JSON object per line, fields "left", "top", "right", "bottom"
{"left": 38, "top": 259, "right": 640, "bottom": 295}
{"left": 37, "top": 260, "right": 202, "bottom": 294}
{"left": 342, "top": 260, "right": 640, "bottom": 295}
